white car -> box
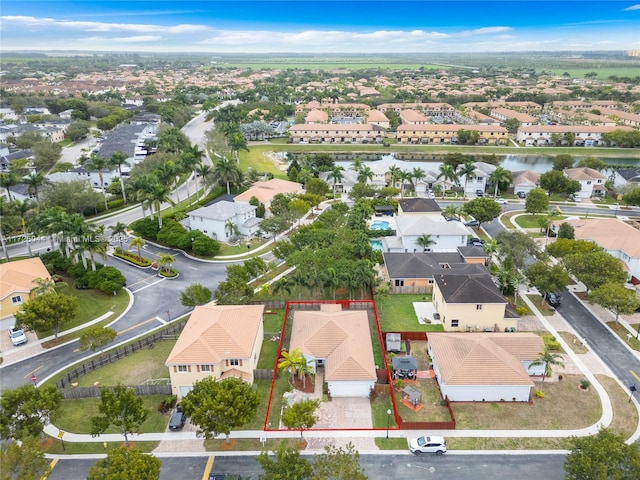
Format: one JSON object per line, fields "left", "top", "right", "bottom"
{"left": 496, "top": 198, "right": 509, "bottom": 204}
{"left": 8, "top": 326, "right": 27, "bottom": 346}
{"left": 409, "top": 435, "right": 447, "bottom": 455}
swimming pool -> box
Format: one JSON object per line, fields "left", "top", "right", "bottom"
{"left": 370, "top": 220, "right": 391, "bottom": 230}
{"left": 370, "top": 240, "right": 383, "bottom": 251}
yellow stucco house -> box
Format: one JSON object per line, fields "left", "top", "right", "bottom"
{"left": 432, "top": 273, "right": 518, "bottom": 332}
{"left": 0, "top": 257, "right": 51, "bottom": 319}
{"left": 165, "top": 303, "right": 265, "bottom": 399}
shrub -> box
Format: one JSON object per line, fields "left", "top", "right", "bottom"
{"left": 192, "top": 236, "right": 220, "bottom": 256}
{"left": 158, "top": 267, "right": 178, "bottom": 278}
{"left": 87, "top": 266, "right": 126, "bottom": 294}
{"left": 580, "top": 378, "right": 591, "bottom": 389}
{"left": 129, "top": 217, "right": 160, "bottom": 240}
{"left": 157, "top": 220, "right": 188, "bottom": 247}
{"left": 107, "top": 199, "right": 124, "bottom": 209}
{"left": 535, "top": 389, "right": 545, "bottom": 398}
{"left": 542, "top": 333, "right": 561, "bottom": 351}
{"left": 112, "top": 250, "right": 152, "bottom": 267}
{"left": 516, "top": 306, "right": 529, "bottom": 316}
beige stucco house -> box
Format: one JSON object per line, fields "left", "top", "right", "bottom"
{"left": 0, "top": 257, "right": 51, "bottom": 319}
{"left": 289, "top": 304, "right": 376, "bottom": 397}
{"left": 432, "top": 274, "right": 518, "bottom": 332}
{"left": 165, "top": 304, "right": 265, "bottom": 398}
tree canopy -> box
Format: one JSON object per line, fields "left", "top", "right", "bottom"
{"left": 90, "top": 385, "right": 150, "bottom": 446}
{"left": 462, "top": 197, "right": 502, "bottom": 225}
{"left": 524, "top": 187, "right": 549, "bottom": 214}
{"left": 87, "top": 446, "right": 161, "bottom": 480}
{"left": 0, "top": 384, "right": 62, "bottom": 441}
{"left": 180, "top": 283, "right": 213, "bottom": 307}
{"left": 564, "top": 250, "right": 628, "bottom": 291}
{"left": 15, "top": 292, "right": 78, "bottom": 339}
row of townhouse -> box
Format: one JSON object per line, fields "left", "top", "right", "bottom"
{"left": 295, "top": 101, "right": 372, "bottom": 117}
{"left": 461, "top": 101, "right": 543, "bottom": 114}
{"left": 396, "top": 124, "right": 509, "bottom": 145}
{"left": 288, "top": 123, "right": 385, "bottom": 144}
{"left": 377, "top": 102, "right": 455, "bottom": 116}
{"left": 515, "top": 124, "right": 634, "bottom": 146}
{"left": 490, "top": 107, "right": 539, "bottom": 126}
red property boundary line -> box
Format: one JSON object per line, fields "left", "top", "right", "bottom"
{"left": 262, "top": 299, "right": 400, "bottom": 432}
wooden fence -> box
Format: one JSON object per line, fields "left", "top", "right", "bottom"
{"left": 59, "top": 384, "right": 172, "bottom": 399}
{"left": 254, "top": 369, "right": 277, "bottom": 380}
{"left": 56, "top": 319, "right": 188, "bottom": 389}
{"left": 399, "top": 396, "right": 457, "bottom": 430}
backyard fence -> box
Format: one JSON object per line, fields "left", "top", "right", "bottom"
{"left": 399, "top": 396, "right": 456, "bottom": 430}
{"left": 253, "top": 369, "right": 277, "bottom": 380}
{"left": 59, "top": 384, "right": 171, "bottom": 399}
{"left": 56, "top": 319, "right": 188, "bottom": 389}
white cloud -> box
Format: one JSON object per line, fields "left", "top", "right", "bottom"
{"left": 623, "top": 4, "right": 640, "bottom": 11}
{"left": 82, "top": 35, "right": 163, "bottom": 43}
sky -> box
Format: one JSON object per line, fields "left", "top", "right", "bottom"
{"left": 1, "top": 1, "right": 639, "bottom": 53}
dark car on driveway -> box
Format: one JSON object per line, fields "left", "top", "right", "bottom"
{"left": 168, "top": 408, "right": 186, "bottom": 430}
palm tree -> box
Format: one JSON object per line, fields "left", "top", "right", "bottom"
{"left": 157, "top": 253, "right": 176, "bottom": 274}
{"left": 443, "top": 204, "right": 461, "bottom": 220}
{"left": 489, "top": 166, "right": 512, "bottom": 198}
{"left": 13, "top": 199, "right": 36, "bottom": 257}
{"left": 212, "top": 156, "right": 242, "bottom": 195}
{"left": 148, "top": 183, "right": 174, "bottom": 229}
{"left": 32, "top": 277, "right": 57, "bottom": 295}
{"left": 85, "top": 224, "right": 108, "bottom": 271}
{"left": 528, "top": 346, "right": 565, "bottom": 385}
{"left": 350, "top": 157, "right": 363, "bottom": 173}
{"left": 327, "top": 165, "right": 345, "bottom": 193}
{"left": 31, "top": 206, "right": 65, "bottom": 252}
{"left": 156, "top": 160, "right": 182, "bottom": 204}
{"left": 437, "top": 164, "right": 459, "bottom": 192}
{"left": 24, "top": 171, "right": 49, "bottom": 201}
{"left": 225, "top": 219, "right": 240, "bottom": 240}
{"left": 321, "top": 267, "right": 340, "bottom": 300}
{"left": 272, "top": 276, "right": 293, "bottom": 300}
{"left": 277, "top": 348, "right": 306, "bottom": 381}
{"left": 410, "top": 167, "right": 426, "bottom": 188}
{"left": 130, "top": 236, "right": 146, "bottom": 260}
{"left": 0, "top": 172, "right": 19, "bottom": 201}
{"left": 357, "top": 165, "right": 374, "bottom": 184}
{"left": 399, "top": 170, "right": 412, "bottom": 197}
{"left": 387, "top": 165, "right": 402, "bottom": 188}
{"left": 195, "top": 163, "right": 212, "bottom": 200}
{"left": 483, "top": 239, "right": 499, "bottom": 266}
{"left": 108, "top": 151, "right": 129, "bottom": 203}
{"left": 82, "top": 153, "right": 110, "bottom": 211}
{"left": 416, "top": 234, "right": 435, "bottom": 252}
{"left": 458, "top": 160, "right": 477, "bottom": 198}
{"left": 110, "top": 222, "right": 128, "bottom": 252}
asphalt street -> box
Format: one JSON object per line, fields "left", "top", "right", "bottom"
{"left": 46, "top": 452, "right": 568, "bottom": 480}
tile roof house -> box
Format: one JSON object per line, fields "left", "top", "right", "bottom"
{"left": 0, "top": 257, "right": 52, "bottom": 319}
{"left": 165, "top": 304, "right": 265, "bottom": 398}
{"left": 511, "top": 170, "right": 541, "bottom": 197}
{"left": 234, "top": 178, "right": 303, "bottom": 211}
{"left": 551, "top": 217, "right": 639, "bottom": 285}
{"left": 612, "top": 167, "right": 640, "bottom": 189}
{"left": 564, "top": 167, "right": 607, "bottom": 198}
{"left": 186, "top": 200, "right": 261, "bottom": 241}
{"left": 289, "top": 304, "right": 376, "bottom": 397}
{"left": 427, "top": 332, "right": 545, "bottom": 402}
{"left": 432, "top": 273, "right": 518, "bottom": 332}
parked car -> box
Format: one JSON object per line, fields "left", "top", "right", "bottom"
{"left": 168, "top": 407, "right": 187, "bottom": 430}
{"left": 545, "top": 292, "right": 561, "bottom": 307}
{"left": 409, "top": 435, "right": 447, "bottom": 455}
{"left": 571, "top": 193, "right": 581, "bottom": 202}
{"left": 467, "top": 237, "right": 485, "bottom": 247}
{"left": 8, "top": 326, "right": 27, "bottom": 346}
{"left": 464, "top": 220, "right": 480, "bottom": 227}
{"left": 517, "top": 191, "right": 527, "bottom": 199}
{"left": 475, "top": 189, "right": 484, "bottom": 197}
{"left": 496, "top": 198, "right": 509, "bottom": 204}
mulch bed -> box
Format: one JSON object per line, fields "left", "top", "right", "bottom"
{"left": 290, "top": 375, "right": 315, "bottom": 394}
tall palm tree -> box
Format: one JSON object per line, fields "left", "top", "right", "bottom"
{"left": 489, "top": 166, "right": 512, "bottom": 198}
{"left": 437, "top": 164, "right": 459, "bottom": 191}
{"left": 321, "top": 267, "right": 340, "bottom": 300}
{"left": 130, "top": 236, "right": 146, "bottom": 260}
{"left": 13, "top": 199, "right": 36, "bottom": 256}
{"left": 272, "top": 276, "right": 293, "bottom": 300}
{"left": 528, "top": 346, "right": 565, "bottom": 385}
{"left": 194, "top": 163, "right": 212, "bottom": 200}
{"left": 24, "top": 171, "right": 49, "bottom": 201}
{"left": 416, "top": 234, "right": 435, "bottom": 252}
{"left": 458, "top": 160, "right": 477, "bottom": 198}
{"left": 350, "top": 157, "right": 363, "bottom": 173}
{"left": 225, "top": 219, "right": 240, "bottom": 240}
{"left": 411, "top": 167, "right": 426, "bottom": 188}
{"left": 82, "top": 153, "right": 110, "bottom": 211}
{"left": 387, "top": 165, "right": 402, "bottom": 188}
{"left": 84, "top": 225, "right": 108, "bottom": 271}
{"left": 277, "top": 348, "right": 306, "bottom": 381}
{"left": 108, "top": 151, "right": 129, "bottom": 203}
{"left": 110, "top": 222, "right": 128, "bottom": 252}
{"left": 31, "top": 206, "right": 65, "bottom": 252}
{"left": 155, "top": 160, "right": 182, "bottom": 203}
{"left": 483, "top": 239, "right": 499, "bottom": 266}
{"left": 443, "top": 204, "right": 461, "bottom": 220}
{"left": 0, "top": 172, "right": 19, "bottom": 201}
{"left": 357, "top": 165, "right": 374, "bottom": 184}
{"left": 212, "top": 156, "right": 242, "bottom": 195}
{"left": 148, "top": 183, "right": 174, "bottom": 229}
{"left": 327, "top": 165, "right": 345, "bottom": 193}
{"left": 399, "top": 170, "right": 412, "bottom": 197}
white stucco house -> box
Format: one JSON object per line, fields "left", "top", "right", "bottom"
{"left": 427, "top": 332, "right": 546, "bottom": 402}
{"left": 186, "top": 201, "right": 262, "bottom": 241}
{"left": 564, "top": 167, "right": 607, "bottom": 198}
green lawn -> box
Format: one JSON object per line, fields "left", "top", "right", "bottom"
{"left": 371, "top": 393, "right": 397, "bottom": 429}
{"left": 258, "top": 339, "right": 280, "bottom": 370}
{"left": 39, "top": 282, "right": 130, "bottom": 339}
{"left": 72, "top": 340, "right": 175, "bottom": 387}
{"left": 55, "top": 395, "right": 169, "bottom": 435}
{"left": 513, "top": 214, "right": 566, "bottom": 229}
{"left": 217, "top": 237, "right": 270, "bottom": 256}
{"left": 375, "top": 294, "right": 444, "bottom": 332}
{"left": 45, "top": 439, "right": 160, "bottom": 455}
{"left": 256, "top": 376, "right": 293, "bottom": 430}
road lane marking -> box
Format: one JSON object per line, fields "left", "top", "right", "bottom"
{"left": 155, "top": 316, "right": 167, "bottom": 324}
{"left": 24, "top": 365, "right": 44, "bottom": 379}
{"left": 127, "top": 274, "right": 163, "bottom": 288}
{"left": 202, "top": 455, "right": 215, "bottom": 480}
{"left": 631, "top": 370, "right": 640, "bottom": 382}
{"left": 117, "top": 318, "right": 160, "bottom": 336}
{"left": 130, "top": 278, "right": 166, "bottom": 293}
{"left": 43, "top": 458, "right": 58, "bottom": 478}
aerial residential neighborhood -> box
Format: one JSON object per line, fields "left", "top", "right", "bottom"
{"left": 1, "top": 1, "right": 640, "bottom": 479}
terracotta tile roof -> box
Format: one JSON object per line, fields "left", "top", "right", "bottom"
{"left": 290, "top": 304, "right": 376, "bottom": 382}
{"left": 165, "top": 304, "right": 264, "bottom": 365}
{"left": 564, "top": 167, "right": 606, "bottom": 181}
{"left": 428, "top": 333, "right": 544, "bottom": 385}
{"left": 552, "top": 218, "right": 640, "bottom": 258}
{"left": 234, "top": 178, "right": 302, "bottom": 204}
{"left": 0, "top": 258, "right": 51, "bottom": 300}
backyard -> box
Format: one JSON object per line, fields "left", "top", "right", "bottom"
{"left": 376, "top": 294, "right": 444, "bottom": 332}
